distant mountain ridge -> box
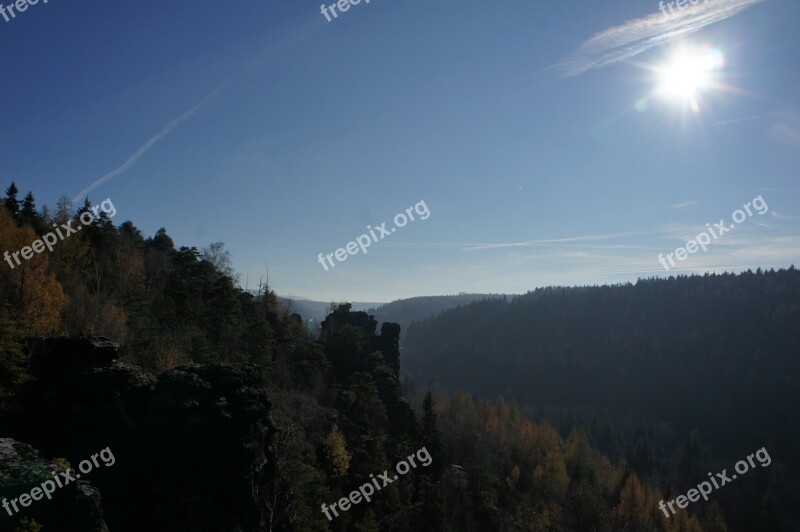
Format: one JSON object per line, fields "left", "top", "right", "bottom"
{"left": 276, "top": 297, "right": 383, "bottom": 326}
{"left": 278, "top": 294, "right": 507, "bottom": 338}
{"left": 366, "top": 294, "right": 507, "bottom": 344}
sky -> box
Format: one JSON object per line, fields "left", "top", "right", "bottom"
{"left": 2, "top": 0, "right": 798, "bottom": 302}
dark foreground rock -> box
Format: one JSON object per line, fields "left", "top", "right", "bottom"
{"left": 26, "top": 336, "right": 120, "bottom": 378}
{"left": 0, "top": 439, "right": 108, "bottom": 532}
{"left": 1, "top": 337, "right": 277, "bottom": 532}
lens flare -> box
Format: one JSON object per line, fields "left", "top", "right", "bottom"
{"left": 655, "top": 46, "right": 724, "bottom": 111}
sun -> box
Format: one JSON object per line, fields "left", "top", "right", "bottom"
{"left": 654, "top": 45, "right": 724, "bottom": 111}
{"left": 659, "top": 56, "right": 711, "bottom": 98}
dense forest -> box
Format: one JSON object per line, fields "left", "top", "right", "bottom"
{"left": 366, "top": 295, "right": 502, "bottom": 342}
{"left": 403, "top": 270, "right": 800, "bottom": 531}
{"left": 0, "top": 183, "right": 720, "bottom": 530}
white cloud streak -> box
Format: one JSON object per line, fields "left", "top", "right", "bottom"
{"left": 71, "top": 82, "right": 228, "bottom": 204}
{"left": 68, "top": 17, "right": 328, "bottom": 205}
{"left": 772, "top": 211, "right": 800, "bottom": 220}
{"left": 551, "top": 0, "right": 769, "bottom": 77}
{"left": 460, "top": 231, "right": 648, "bottom": 252}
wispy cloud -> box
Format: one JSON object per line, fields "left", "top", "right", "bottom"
{"left": 460, "top": 231, "right": 646, "bottom": 252}
{"left": 551, "top": 0, "right": 769, "bottom": 77}
{"left": 710, "top": 114, "right": 765, "bottom": 127}
{"left": 711, "top": 109, "right": 799, "bottom": 127}
{"left": 672, "top": 200, "right": 698, "bottom": 208}
{"left": 509, "top": 234, "right": 799, "bottom": 279}
{"left": 772, "top": 210, "right": 800, "bottom": 220}
{"left": 371, "top": 231, "right": 651, "bottom": 252}
{"left": 656, "top": 221, "right": 769, "bottom": 246}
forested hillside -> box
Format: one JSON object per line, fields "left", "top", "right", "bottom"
{"left": 367, "top": 294, "right": 503, "bottom": 344}
{"left": 1, "top": 184, "right": 711, "bottom": 530}
{"left": 404, "top": 270, "right": 800, "bottom": 530}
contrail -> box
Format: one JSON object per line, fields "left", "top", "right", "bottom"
{"left": 70, "top": 16, "right": 324, "bottom": 206}
{"left": 71, "top": 82, "right": 227, "bottom": 204}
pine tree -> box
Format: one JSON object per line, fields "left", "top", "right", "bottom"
{"left": 420, "top": 390, "right": 443, "bottom": 475}
{"left": 19, "top": 191, "right": 43, "bottom": 233}
{"left": 4, "top": 182, "right": 20, "bottom": 221}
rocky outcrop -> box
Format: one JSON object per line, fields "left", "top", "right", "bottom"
{"left": 0, "top": 439, "right": 108, "bottom": 532}
{"left": 26, "top": 336, "right": 120, "bottom": 378}
{"left": 320, "top": 308, "right": 416, "bottom": 437}
{"left": 141, "top": 363, "right": 276, "bottom": 532}
{"left": 1, "top": 337, "right": 277, "bottom": 532}
{"left": 380, "top": 322, "right": 402, "bottom": 376}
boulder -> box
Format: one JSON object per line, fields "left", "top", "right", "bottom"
{"left": 1, "top": 338, "right": 277, "bottom": 532}
{"left": 0, "top": 438, "right": 108, "bottom": 532}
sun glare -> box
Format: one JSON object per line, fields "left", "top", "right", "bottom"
{"left": 655, "top": 46, "right": 724, "bottom": 111}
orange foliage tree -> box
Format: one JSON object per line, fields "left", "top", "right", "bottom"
{"left": 0, "top": 208, "right": 67, "bottom": 336}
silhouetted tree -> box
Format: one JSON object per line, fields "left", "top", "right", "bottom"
{"left": 3, "top": 182, "right": 20, "bottom": 221}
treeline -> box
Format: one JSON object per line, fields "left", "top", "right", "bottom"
{"left": 403, "top": 270, "right": 800, "bottom": 530}
{"left": 367, "top": 294, "right": 502, "bottom": 341}
{"left": 0, "top": 182, "right": 712, "bottom": 530}
{"left": 0, "top": 182, "right": 284, "bottom": 396}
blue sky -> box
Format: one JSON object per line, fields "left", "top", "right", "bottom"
{"left": 2, "top": 0, "right": 798, "bottom": 302}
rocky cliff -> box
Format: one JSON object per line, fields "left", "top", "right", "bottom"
{"left": 0, "top": 337, "right": 277, "bottom": 532}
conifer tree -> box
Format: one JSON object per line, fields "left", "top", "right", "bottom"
{"left": 19, "top": 191, "right": 43, "bottom": 233}
{"left": 420, "top": 390, "right": 443, "bottom": 475}
{"left": 4, "top": 182, "right": 20, "bottom": 221}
